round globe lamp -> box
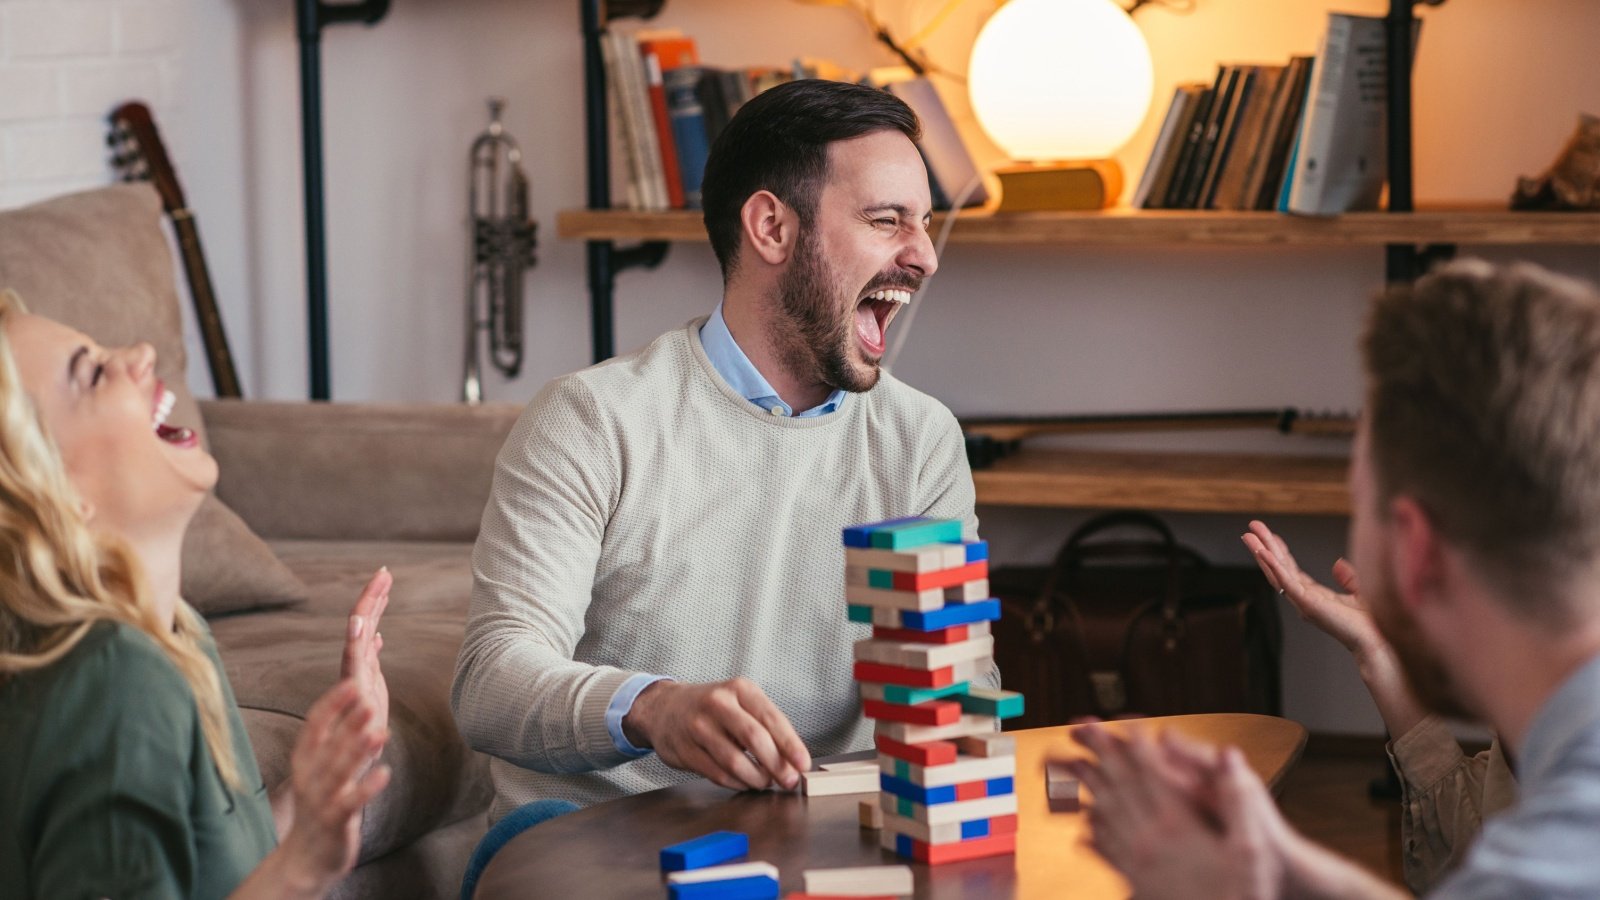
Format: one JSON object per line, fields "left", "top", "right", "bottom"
{"left": 968, "top": 0, "right": 1155, "bottom": 210}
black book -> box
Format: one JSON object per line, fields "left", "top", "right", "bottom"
{"left": 1177, "top": 65, "right": 1242, "bottom": 209}
{"left": 1251, "top": 55, "right": 1316, "bottom": 210}
{"left": 1158, "top": 67, "right": 1224, "bottom": 209}
{"left": 697, "top": 67, "right": 730, "bottom": 146}
{"left": 1197, "top": 66, "right": 1259, "bottom": 209}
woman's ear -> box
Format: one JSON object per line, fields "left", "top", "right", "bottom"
{"left": 740, "top": 190, "right": 796, "bottom": 267}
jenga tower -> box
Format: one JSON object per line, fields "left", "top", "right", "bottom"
{"left": 843, "top": 517, "right": 1024, "bottom": 865}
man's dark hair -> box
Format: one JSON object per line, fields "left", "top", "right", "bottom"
{"left": 700, "top": 79, "right": 921, "bottom": 280}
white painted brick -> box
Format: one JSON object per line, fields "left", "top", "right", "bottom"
{"left": 0, "top": 65, "right": 58, "bottom": 121}
{"left": 116, "top": 1, "right": 180, "bottom": 55}
{"left": 4, "top": 4, "right": 116, "bottom": 59}
{"left": 61, "top": 60, "right": 162, "bottom": 115}
{"left": 6, "top": 119, "right": 109, "bottom": 182}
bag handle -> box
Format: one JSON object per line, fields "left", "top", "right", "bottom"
{"left": 1040, "top": 511, "right": 1197, "bottom": 628}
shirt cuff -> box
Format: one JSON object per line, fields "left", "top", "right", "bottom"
{"left": 606, "top": 673, "right": 673, "bottom": 757}
{"left": 1387, "top": 715, "right": 1469, "bottom": 790}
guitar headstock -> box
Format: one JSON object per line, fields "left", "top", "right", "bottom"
{"left": 107, "top": 101, "right": 187, "bottom": 213}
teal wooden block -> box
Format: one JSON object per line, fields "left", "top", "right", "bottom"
{"left": 897, "top": 797, "right": 914, "bottom": 817}
{"left": 958, "top": 689, "right": 1025, "bottom": 720}
{"left": 868, "top": 569, "right": 896, "bottom": 589}
{"left": 882, "top": 681, "right": 972, "bottom": 705}
{"left": 895, "top": 759, "right": 910, "bottom": 779}
{"left": 847, "top": 605, "right": 873, "bottom": 624}
{"left": 870, "top": 519, "right": 962, "bottom": 550}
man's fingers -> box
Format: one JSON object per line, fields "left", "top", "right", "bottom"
{"left": 679, "top": 739, "right": 749, "bottom": 792}
{"left": 1331, "top": 557, "right": 1361, "bottom": 595}
{"left": 690, "top": 718, "right": 769, "bottom": 790}
{"left": 736, "top": 681, "right": 809, "bottom": 785}
{"left": 724, "top": 707, "right": 793, "bottom": 789}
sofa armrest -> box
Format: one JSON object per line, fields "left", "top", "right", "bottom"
{"left": 201, "top": 400, "right": 522, "bottom": 542}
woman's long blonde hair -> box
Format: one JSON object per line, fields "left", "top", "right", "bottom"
{"left": 0, "top": 289, "right": 241, "bottom": 789}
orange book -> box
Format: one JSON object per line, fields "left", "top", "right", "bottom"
{"left": 638, "top": 36, "right": 698, "bottom": 209}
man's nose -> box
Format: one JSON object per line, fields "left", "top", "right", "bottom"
{"left": 900, "top": 227, "right": 939, "bottom": 279}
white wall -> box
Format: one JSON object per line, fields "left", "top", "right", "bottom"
{"left": 9, "top": 0, "right": 1600, "bottom": 735}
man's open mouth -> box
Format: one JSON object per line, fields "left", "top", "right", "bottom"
{"left": 855, "top": 288, "right": 912, "bottom": 356}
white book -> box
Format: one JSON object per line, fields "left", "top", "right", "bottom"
{"left": 609, "top": 30, "right": 668, "bottom": 211}
{"left": 599, "top": 33, "right": 643, "bottom": 210}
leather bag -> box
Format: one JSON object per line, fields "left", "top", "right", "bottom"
{"left": 991, "top": 511, "right": 1282, "bottom": 728}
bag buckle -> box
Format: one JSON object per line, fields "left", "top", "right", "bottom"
{"left": 1090, "top": 671, "right": 1126, "bottom": 713}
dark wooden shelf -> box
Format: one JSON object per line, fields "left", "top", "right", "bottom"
{"left": 558, "top": 206, "right": 1600, "bottom": 247}
{"left": 972, "top": 448, "right": 1350, "bottom": 516}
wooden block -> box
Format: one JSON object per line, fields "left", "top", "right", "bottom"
{"left": 879, "top": 791, "right": 1018, "bottom": 825}
{"left": 880, "top": 773, "right": 1011, "bottom": 805}
{"left": 846, "top": 583, "right": 947, "bottom": 612}
{"left": 858, "top": 799, "right": 884, "bottom": 830}
{"left": 956, "top": 687, "right": 1025, "bottom": 720}
{"left": 869, "top": 519, "right": 962, "bottom": 550}
{"left": 962, "top": 540, "right": 988, "bottom": 563}
{"left": 667, "top": 862, "right": 782, "bottom": 900}
{"left": 943, "top": 579, "right": 990, "bottom": 602}
{"left": 874, "top": 734, "right": 958, "bottom": 766}
{"left": 863, "top": 698, "right": 962, "bottom": 726}
{"left": 852, "top": 660, "right": 953, "bottom": 688}
{"left": 819, "top": 760, "right": 878, "bottom": 772}
{"left": 784, "top": 895, "right": 896, "bottom": 900}
{"left": 852, "top": 638, "right": 914, "bottom": 668}
{"left": 956, "top": 733, "right": 1016, "bottom": 758}
{"left": 867, "top": 569, "right": 896, "bottom": 589}
{"left": 898, "top": 636, "right": 994, "bottom": 671}
{"left": 902, "top": 598, "right": 1000, "bottom": 631}
{"left": 1046, "top": 762, "right": 1081, "bottom": 801}
{"left": 846, "top": 544, "right": 959, "bottom": 573}
{"left": 859, "top": 680, "right": 970, "bottom": 706}
{"left": 844, "top": 564, "right": 873, "bottom": 587}
{"left": 874, "top": 713, "right": 998, "bottom": 744}
{"left": 878, "top": 753, "right": 1016, "bottom": 788}
{"left": 802, "top": 865, "right": 913, "bottom": 897}
{"left": 897, "top": 831, "right": 1016, "bottom": 866}
{"left": 877, "top": 810, "right": 966, "bottom": 844}
{"left": 890, "top": 561, "right": 988, "bottom": 592}
{"left": 802, "top": 767, "right": 879, "bottom": 796}
{"left": 872, "top": 624, "right": 969, "bottom": 644}
{"left": 661, "top": 830, "right": 750, "bottom": 872}
{"left": 842, "top": 517, "right": 926, "bottom": 549}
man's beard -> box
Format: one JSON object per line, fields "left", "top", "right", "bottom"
{"left": 1369, "top": 562, "right": 1477, "bottom": 721}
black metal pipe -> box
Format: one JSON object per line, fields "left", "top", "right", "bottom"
{"left": 581, "top": 0, "right": 615, "bottom": 361}
{"left": 1384, "top": 0, "right": 1419, "bottom": 284}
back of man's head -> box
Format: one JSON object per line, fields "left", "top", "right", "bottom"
{"left": 1364, "top": 259, "right": 1600, "bottom": 626}
{"left": 700, "top": 79, "right": 921, "bottom": 282}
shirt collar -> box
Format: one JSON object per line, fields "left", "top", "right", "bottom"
{"left": 1518, "top": 650, "right": 1600, "bottom": 789}
{"left": 699, "top": 302, "right": 845, "bottom": 418}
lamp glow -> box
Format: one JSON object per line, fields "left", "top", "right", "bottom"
{"left": 968, "top": 0, "right": 1155, "bottom": 162}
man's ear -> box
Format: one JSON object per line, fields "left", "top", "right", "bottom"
{"left": 1389, "top": 495, "right": 1445, "bottom": 613}
{"left": 740, "top": 190, "right": 796, "bottom": 267}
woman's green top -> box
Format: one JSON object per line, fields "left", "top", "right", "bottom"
{"left": 0, "top": 619, "right": 278, "bottom": 898}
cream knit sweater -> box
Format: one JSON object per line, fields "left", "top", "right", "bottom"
{"left": 452, "top": 317, "right": 985, "bottom": 816}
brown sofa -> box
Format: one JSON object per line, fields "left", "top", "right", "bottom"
{"left": 0, "top": 185, "right": 521, "bottom": 899}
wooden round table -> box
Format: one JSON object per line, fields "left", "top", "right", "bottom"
{"left": 473, "top": 713, "right": 1306, "bottom": 899}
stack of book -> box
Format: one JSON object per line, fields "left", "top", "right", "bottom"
{"left": 601, "top": 29, "right": 987, "bottom": 212}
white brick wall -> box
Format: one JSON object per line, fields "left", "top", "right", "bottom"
{"left": 0, "top": 0, "right": 184, "bottom": 210}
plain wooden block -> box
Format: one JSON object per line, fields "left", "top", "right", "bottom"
{"left": 874, "top": 714, "right": 997, "bottom": 744}
{"left": 846, "top": 583, "right": 947, "bottom": 612}
{"left": 846, "top": 544, "right": 956, "bottom": 573}
{"left": 955, "top": 733, "right": 1015, "bottom": 758}
{"left": 802, "top": 766, "right": 879, "bottom": 796}
{"left": 943, "top": 579, "right": 990, "bottom": 602}
{"left": 877, "top": 752, "right": 1016, "bottom": 788}
{"left": 858, "top": 799, "right": 884, "bottom": 829}
{"left": 819, "top": 760, "right": 879, "bottom": 772}
{"left": 802, "top": 865, "right": 913, "bottom": 897}
{"left": 900, "top": 635, "right": 994, "bottom": 670}
{"left": 1046, "top": 762, "right": 1081, "bottom": 801}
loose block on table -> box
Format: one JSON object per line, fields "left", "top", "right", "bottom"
{"left": 874, "top": 713, "right": 997, "bottom": 743}
{"left": 901, "top": 598, "right": 1000, "bottom": 631}
{"left": 845, "top": 583, "right": 947, "bottom": 612}
{"left": 801, "top": 865, "right": 913, "bottom": 897}
{"left": 880, "top": 791, "right": 1019, "bottom": 825}
{"left": 859, "top": 680, "right": 970, "bottom": 706}
{"left": 887, "top": 561, "right": 988, "bottom": 592}
{"left": 667, "top": 862, "right": 782, "bottom": 900}
{"left": 868, "top": 519, "right": 963, "bottom": 550}
{"left": 862, "top": 697, "right": 961, "bottom": 726}
{"left": 878, "top": 752, "right": 1016, "bottom": 788}
{"left": 859, "top": 799, "right": 884, "bottom": 829}
{"left": 873, "top": 734, "right": 958, "bottom": 766}
{"left": 956, "top": 687, "right": 1025, "bottom": 719}
{"left": 1046, "top": 761, "right": 1081, "bottom": 801}
{"left": 802, "top": 766, "right": 879, "bottom": 796}
{"left": 660, "top": 830, "right": 750, "bottom": 872}
{"left": 955, "top": 733, "right": 1015, "bottom": 758}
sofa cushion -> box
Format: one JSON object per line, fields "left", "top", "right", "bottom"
{"left": 0, "top": 185, "right": 308, "bottom": 616}
{"left": 211, "top": 539, "right": 492, "bottom": 864}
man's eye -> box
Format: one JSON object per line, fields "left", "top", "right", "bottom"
{"left": 874, "top": 218, "right": 897, "bottom": 228}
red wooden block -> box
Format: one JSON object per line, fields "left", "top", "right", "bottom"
{"left": 784, "top": 895, "right": 896, "bottom": 900}
{"left": 853, "top": 660, "right": 954, "bottom": 688}
{"left": 954, "top": 780, "right": 986, "bottom": 801}
{"left": 910, "top": 831, "right": 1017, "bottom": 865}
{"left": 875, "top": 734, "right": 958, "bottom": 766}
{"left": 863, "top": 698, "right": 961, "bottom": 726}
{"left": 872, "top": 624, "right": 969, "bottom": 645}
{"left": 988, "top": 814, "right": 1019, "bottom": 835}
{"left": 890, "top": 561, "right": 989, "bottom": 592}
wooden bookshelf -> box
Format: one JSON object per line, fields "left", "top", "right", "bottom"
{"left": 559, "top": 206, "right": 1600, "bottom": 247}
{"left": 972, "top": 448, "right": 1351, "bottom": 516}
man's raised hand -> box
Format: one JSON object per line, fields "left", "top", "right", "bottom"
{"left": 623, "top": 677, "right": 811, "bottom": 791}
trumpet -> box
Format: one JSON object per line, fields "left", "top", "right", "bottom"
{"left": 463, "top": 97, "right": 538, "bottom": 404}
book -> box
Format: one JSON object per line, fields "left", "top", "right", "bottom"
{"left": 1287, "top": 14, "right": 1417, "bottom": 215}
{"left": 696, "top": 67, "right": 730, "bottom": 148}
{"left": 1159, "top": 70, "right": 1221, "bottom": 209}
{"left": 639, "top": 35, "right": 699, "bottom": 209}
{"left": 665, "top": 65, "right": 713, "bottom": 208}
{"left": 1208, "top": 64, "right": 1285, "bottom": 210}
{"left": 993, "top": 161, "right": 1122, "bottom": 212}
{"left": 1243, "top": 55, "right": 1314, "bottom": 211}
{"left": 884, "top": 76, "right": 989, "bottom": 209}
{"left": 1177, "top": 65, "right": 1242, "bottom": 209}
{"left": 1195, "top": 65, "right": 1261, "bottom": 208}
{"left": 599, "top": 32, "right": 644, "bottom": 210}
{"left": 1132, "top": 83, "right": 1205, "bottom": 209}
{"left": 607, "top": 30, "right": 669, "bottom": 210}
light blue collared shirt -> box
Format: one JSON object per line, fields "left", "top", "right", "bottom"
{"left": 602, "top": 303, "right": 848, "bottom": 758}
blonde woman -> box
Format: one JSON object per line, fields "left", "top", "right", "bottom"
{"left": 0, "top": 290, "right": 392, "bottom": 899}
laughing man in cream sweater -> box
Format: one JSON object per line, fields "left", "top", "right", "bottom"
{"left": 451, "top": 79, "right": 995, "bottom": 821}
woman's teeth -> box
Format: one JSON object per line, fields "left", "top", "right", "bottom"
{"left": 863, "top": 288, "right": 913, "bottom": 305}
{"left": 151, "top": 389, "right": 176, "bottom": 431}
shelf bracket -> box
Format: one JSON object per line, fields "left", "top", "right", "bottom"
{"left": 581, "top": 0, "right": 669, "bottom": 362}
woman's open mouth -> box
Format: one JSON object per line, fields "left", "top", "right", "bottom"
{"left": 855, "top": 288, "right": 912, "bottom": 357}
{"left": 151, "top": 383, "right": 198, "bottom": 448}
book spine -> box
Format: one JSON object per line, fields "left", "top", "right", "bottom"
{"left": 665, "top": 66, "right": 712, "bottom": 209}
{"left": 599, "top": 32, "right": 644, "bottom": 210}
{"left": 643, "top": 51, "right": 686, "bottom": 209}
{"left": 617, "top": 31, "right": 668, "bottom": 210}
{"left": 1160, "top": 71, "right": 1221, "bottom": 209}
{"left": 1131, "top": 86, "right": 1190, "bottom": 209}
{"left": 1179, "top": 65, "right": 1241, "bottom": 209}
{"left": 1254, "top": 56, "right": 1315, "bottom": 210}
{"left": 1210, "top": 65, "right": 1284, "bottom": 211}
{"left": 1197, "top": 67, "right": 1258, "bottom": 209}
{"left": 1288, "top": 15, "right": 1391, "bottom": 215}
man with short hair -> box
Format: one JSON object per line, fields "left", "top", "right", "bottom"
{"left": 1070, "top": 260, "right": 1600, "bottom": 899}
{"left": 452, "top": 79, "right": 989, "bottom": 818}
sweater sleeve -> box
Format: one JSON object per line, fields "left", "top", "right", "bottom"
{"left": 451, "top": 377, "right": 643, "bottom": 774}
{"left": 1388, "top": 716, "right": 1518, "bottom": 894}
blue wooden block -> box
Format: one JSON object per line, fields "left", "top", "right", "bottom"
{"left": 963, "top": 541, "right": 989, "bottom": 563}
{"left": 902, "top": 598, "right": 1001, "bottom": 631}
{"left": 668, "top": 875, "right": 780, "bottom": 900}
{"left": 896, "top": 833, "right": 915, "bottom": 858}
{"left": 846, "top": 604, "right": 873, "bottom": 624}
{"left": 961, "top": 818, "right": 990, "bottom": 839}
{"left": 842, "top": 516, "right": 925, "bottom": 548}
{"left": 869, "top": 519, "right": 962, "bottom": 550}
{"left": 881, "top": 772, "right": 956, "bottom": 805}
{"left": 660, "top": 831, "right": 749, "bottom": 872}
{"left": 986, "top": 777, "right": 1015, "bottom": 797}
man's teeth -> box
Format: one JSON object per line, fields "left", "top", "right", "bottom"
{"left": 152, "top": 389, "right": 175, "bottom": 430}
{"left": 864, "top": 288, "right": 913, "bottom": 305}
